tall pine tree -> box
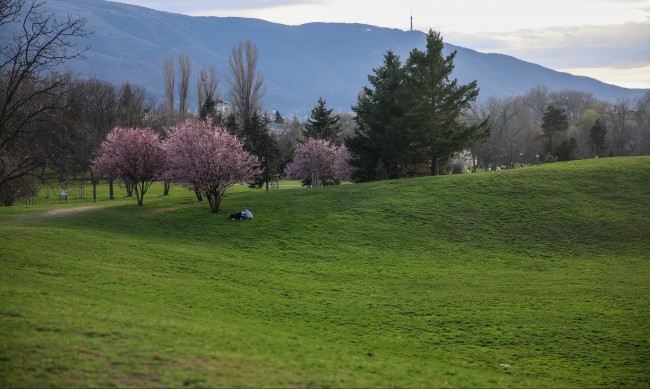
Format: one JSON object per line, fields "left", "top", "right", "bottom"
{"left": 348, "top": 50, "right": 416, "bottom": 181}
{"left": 348, "top": 30, "right": 488, "bottom": 179}
{"left": 589, "top": 119, "right": 608, "bottom": 157}
{"left": 405, "top": 30, "right": 489, "bottom": 175}
{"left": 303, "top": 97, "right": 341, "bottom": 145}
{"left": 242, "top": 113, "right": 281, "bottom": 190}
{"left": 541, "top": 105, "right": 569, "bottom": 161}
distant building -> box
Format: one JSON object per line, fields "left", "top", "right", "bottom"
{"left": 216, "top": 101, "right": 230, "bottom": 117}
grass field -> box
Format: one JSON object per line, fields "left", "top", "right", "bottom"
{"left": 1, "top": 157, "right": 649, "bottom": 387}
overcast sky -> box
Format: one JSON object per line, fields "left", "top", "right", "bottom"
{"left": 113, "top": 0, "right": 650, "bottom": 89}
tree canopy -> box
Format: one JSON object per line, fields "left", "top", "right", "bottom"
{"left": 91, "top": 127, "right": 164, "bottom": 206}
{"left": 1, "top": 0, "right": 88, "bottom": 194}
{"left": 284, "top": 139, "right": 351, "bottom": 186}
{"left": 540, "top": 105, "right": 571, "bottom": 162}
{"left": 303, "top": 97, "right": 342, "bottom": 145}
{"left": 348, "top": 50, "right": 413, "bottom": 180}
{"left": 347, "top": 30, "right": 489, "bottom": 180}
{"left": 163, "top": 119, "right": 260, "bottom": 213}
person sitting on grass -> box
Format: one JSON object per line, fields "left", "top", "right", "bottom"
{"left": 229, "top": 209, "right": 253, "bottom": 221}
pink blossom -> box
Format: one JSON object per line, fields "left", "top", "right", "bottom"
{"left": 164, "top": 119, "right": 261, "bottom": 213}
{"left": 284, "top": 138, "right": 352, "bottom": 185}
{"left": 333, "top": 145, "right": 352, "bottom": 182}
{"left": 92, "top": 127, "right": 165, "bottom": 205}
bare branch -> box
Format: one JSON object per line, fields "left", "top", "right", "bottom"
{"left": 0, "top": 0, "right": 89, "bottom": 193}
{"left": 178, "top": 53, "right": 191, "bottom": 119}
{"left": 227, "top": 40, "right": 265, "bottom": 127}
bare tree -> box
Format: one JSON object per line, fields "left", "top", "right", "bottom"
{"left": 550, "top": 90, "right": 595, "bottom": 126}
{"left": 470, "top": 96, "right": 538, "bottom": 170}
{"left": 607, "top": 98, "right": 630, "bottom": 134}
{"left": 197, "top": 65, "right": 219, "bottom": 112}
{"left": 178, "top": 53, "right": 191, "bottom": 119}
{"left": 0, "top": 0, "right": 89, "bottom": 197}
{"left": 49, "top": 77, "right": 117, "bottom": 179}
{"left": 0, "top": 0, "right": 24, "bottom": 27}
{"left": 227, "top": 40, "right": 265, "bottom": 127}
{"left": 606, "top": 98, "right": 639, "bottom": 156}
{"left": 116, "top": 82, "right": 156, "bottom": 128}
{"left": 634, "top": 91, "right": 650, "bottom": 155}
{"left": 163, "top": 57, "right": 175, "bottom": 122}
{"left": 525, "top": 85, "right": 551, "bottom": 127}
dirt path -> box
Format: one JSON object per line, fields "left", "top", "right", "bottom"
{"left": 43, "top": 206, "right": 102, "bottom": 217}
{"left": 0, "top": 205, "right": 104, "bottom": 223}
{"left": 2, "top": 202, "right": 201, "bottom": 224}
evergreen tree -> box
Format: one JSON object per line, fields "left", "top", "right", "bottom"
{"left": 589, "top": 119, "right": 608, "bottom": 157}
{"left": 199, "top": 96, "right": 217, "bottom": 121}
{"left": 274, "top": 110, "right": 284, "bottom": 124}
{"left": 554, "top": 138, "right": 577, "bottom": 162}
{"left": 348, "top": 50, "right": 415, "bottom": 181}
{"left": 303, "top": 97, "right": 341, "bottom": 144}
{"left": 404, "top": 30, "right": 489, "bottom": 175}
{"left": 242, "top": 113, "right": 281, "bottom": 190}
{"left": 223, "top": 113, "right": 238, "bottom": 135}
{"left": 541, "top": 105, "right": 569, "bottom": 160}
{"left": 347, "top": 30, "right": 488, "bottom": 179}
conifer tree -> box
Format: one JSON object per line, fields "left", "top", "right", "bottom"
{"left": 200, "top": 96, "right": 217, "bottom": 120}
{"left": 274, "top": 110, "right": 283, "bottom": 124}
{"left": 348, "top": 50, "right": 414, "bottom": 181}
{"left": 405, "top": 30, "right": 489, "bottom": 175}
{"left": 242, "top": 113, "right": 281, "bottom": 190}
{"left": 589, "top": 119, "right": 608, "bottom": 157}
{"left": 303, "top": 97, "right": 341, "bottom": 144}
{"left": 348, "top": 31, "right": 488, "bottom": 179}
{"left": 541, "top": 105, "right": 569, "bottom": 160}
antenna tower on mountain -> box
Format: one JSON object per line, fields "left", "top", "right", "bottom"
{"left": 410, "top": 9, "right": 413, "bottom": 31}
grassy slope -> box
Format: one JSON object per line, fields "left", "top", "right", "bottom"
{"left": 1, "top": 157, "right": 649, "bottom": 387}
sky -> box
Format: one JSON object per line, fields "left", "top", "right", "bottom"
{"left": 113, "top": 0, "right": 650, "bottom": 89}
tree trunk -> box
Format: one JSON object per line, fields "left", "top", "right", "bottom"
{"left": 92, "top": 173, "right": 97, "bottom": 203}
{"left": 109, "top": 178, "right": 114, "bottom": 199}
{"left": 431, "top": 157, "right": 440, "bottom": 176}
{"left": 163, "top": 180, "right": 171, "bottom": 195}
{"left": 135, "top": 182, "right": 144, "bottom": 206}
{"left": 205, "top": 192, "right": 221, "bottom": 213}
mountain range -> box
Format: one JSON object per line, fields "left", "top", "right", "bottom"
{"left": 36, "top": 0, "right": 649, "bottom": 116}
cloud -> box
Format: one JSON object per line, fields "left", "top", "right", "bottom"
{"left": 110, "top": 0, "right": 650, "bottom": 88}
{"left": 447, "top": 20, "right": 650, "bottom": 88}
{"left": 114, "top": 0, "right": 325, "bottom": 15}
{"left": 450, "top": 21, "right": 650, "bottom": 69}
{"left": 559, "top": 64, "right": 650, "bottom": 89}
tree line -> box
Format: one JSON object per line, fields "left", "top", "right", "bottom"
{"left": 2, "top": 0, "right": 649, "bottom": 206}
{"left": 0, "top": 0, "right": 352, "bottom": 207}
{"left": 468, "top": 86, "right": 650, "bottom": 170}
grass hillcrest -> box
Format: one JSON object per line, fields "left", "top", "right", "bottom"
{"left": 1, "top": 157, "right": 649, "bottom": 387}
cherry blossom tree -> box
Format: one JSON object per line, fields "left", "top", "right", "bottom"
{"left": 91, "top": 127, "right": 165, "bottom": 206}
{"left": 284, "top": 138, "right": 352, "bottom": 186}
{"left": 333, "top": 145, "right": 352, "bottom": 182}
{"left": 164, "top": 119, "right": 261, "bottom": 213}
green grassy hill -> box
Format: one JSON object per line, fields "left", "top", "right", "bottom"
{"left": 1, "top": 157, "right": 649, "bottom": 387}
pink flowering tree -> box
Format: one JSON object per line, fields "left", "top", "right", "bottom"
{"left": 91, "top": 127, "right": 165, "bottom": 206}
{"left": 284, "top": 138, "right": 352, "bottom": 186}
{"left": 164, "top": 119, "right": 261, "bottom": 213}
{"left": 333, "top": 145, "right": 353, "bottom": 182}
